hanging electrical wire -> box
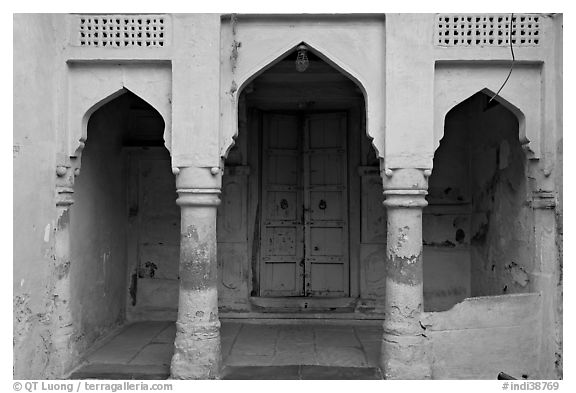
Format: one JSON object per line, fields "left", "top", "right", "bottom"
{"left": 489, "top": 13, "right": 516, "bottom": 104}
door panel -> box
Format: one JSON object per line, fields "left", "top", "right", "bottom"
{"left": 265, "top": 191, "right": 298, "bottom": 221}
{"left": 260, "top": 112, "right": 349, "bottom": 297}
{"left": 310, "top": 191, "right": 344, "bottom": 221}
{"left": 309, "top": 153, "right": 345, "bottom": 185}
{"left": 266, "top": 153, "right": 299, "bottom": 185}
{"left": 310, "top": 264, "right": 345, "bottom": 293}
{"left": 262, "top": 263, "right": 299, "bottom": 294}
{"left": 260, "top": 114, "right": 304, "bottom": 296}
{"left": 304, "top": 113, "right": 349, "bottom": 296}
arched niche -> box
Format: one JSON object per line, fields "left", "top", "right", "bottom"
{"left": 434, "top": 62, "right": 542, "bottom": 161}
{"left": 219, "top": 16, "right": 385, "bottom": 161}
{"left": 66, "top": 62, "right": 172, "bottom": 167}
{"left": 423, "top": 90, "right": 532, "bottom": 312}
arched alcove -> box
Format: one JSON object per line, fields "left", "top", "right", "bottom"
{"left": 217, "top": 43, "right": 385, "bottom": 312}
{"left": 423, "top": 91, "right": 532, "bottom": 312}
{"left": 69, "top": 90, "right": 177, "bottom": 354}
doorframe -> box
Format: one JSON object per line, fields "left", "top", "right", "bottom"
{"left": 246, "top": 108, "right": 363, "bottom": 304}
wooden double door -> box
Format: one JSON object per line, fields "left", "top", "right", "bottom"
{"left": 260, "top": 112, "right": 349, "bottom": 297}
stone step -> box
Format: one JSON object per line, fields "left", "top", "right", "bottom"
{"left": 69, "top": 364, "right": 170, "bottom": 380}
{"left": 222, "top": 365, "right": 383, "bottom": 380}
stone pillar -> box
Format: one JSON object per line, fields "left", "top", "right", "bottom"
{"left": 50, "top": 164, "right": 78, "bottom": 377}
{"left": 380, "top": 168, "right": 431, "bottom": 379}
{"left": 531, "top": 190, "right": 560, "bottom": 379}
{"left": 170, "top": 166, "right": 222, "bottom": 379}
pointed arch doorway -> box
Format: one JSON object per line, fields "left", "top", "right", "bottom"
{"left": 221, "top": 44, "right": 377, "bottom": 310}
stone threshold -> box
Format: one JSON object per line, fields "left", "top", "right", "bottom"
{"left": 128, "top": 312, "right": 385, "bottom": 324}
{"left": 69, "top": 363, "right": 170, "bottom": 380}
{"left": 220, "top": 315, "right": 383, "bottom": 325}
{"left": 222, "top": 365, "right": 384, "bottom": 380}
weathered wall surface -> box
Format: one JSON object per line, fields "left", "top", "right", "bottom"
{"left": 126, "top": 148, "right": 179, "bottom": 321}
{"left": 422, "top": 293, "right": 542, "bottom": 379}
{"left": 13, "top": 14, "right": 63, "bottom": 379}
{"left": 553, "top": 14, "right": 563, "bottom": 378}
{"left": 219, "top": 15, "right": 386, "bottom": 161}
{"left": 424, "top": 93, "right": 531, "bottom": 311}
{"left": 468, "top": 101, "right": 532, "bottom": 297}
{"left": 13, "top": 12, "right": 562, "bottom": 380}
{"left": 423, "top": 100, "right": 472, "bottom": 311}
{"left": 68, "top": 95, "right": 130, "bottom": 355}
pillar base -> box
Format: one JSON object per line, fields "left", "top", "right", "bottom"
{"left": 170, "top": 322, "right": 221, "bottom": 379}
{"left": 381, "top": 333, "right": 431, "bottom": 380}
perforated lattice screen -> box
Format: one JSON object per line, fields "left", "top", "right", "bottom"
{"left": 435, "top": 14, "right": 541, "bottom": 47}
{"left": 77, "top": 15, "right": 166, "bottom": 47}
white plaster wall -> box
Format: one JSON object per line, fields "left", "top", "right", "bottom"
{"left": 434, "top": 63, "right": 542, "bottom": 159}
{"left": 67, "top": 63, "right": 172, "bottom": 160}
{"left": 12, "top": 12, "right": 563, "bottom": 379}
{"left": 384, "top": 14, "right": 435, "bottom": 169}
{"left": 13, "top": 14, "right": 62, "bottom": 379}
{"left": 219, "top": 15, "right": 385, "bottom": 160}
{"left": 422, "top": 293, "right": 542, "bottom": 379}
{"left": 69, "top": 96, "right": 130, "bottom": 357}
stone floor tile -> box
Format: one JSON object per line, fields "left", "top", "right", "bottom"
{"left": 237, "top": 324, "right": 279, "bottom": 341}
{"left": 70, "top": 363, "right": 170, "bottom": 380}
{"left": 151, "top": 324, "right": 176, "bottom": 343}
{"left": 277, "top": 325, "right": 315, "bottom": 344}
{"left": 301, "top": 365, "right": 383, "bottom": 380}
{"left": 361, "top": 341, "right": 381, "bottom": 367}
{"left": 272, "top": 348, "right": 317, "bottom": 366}
{"left": 316, "top": 346, "right": 367, "bottom": 367}
{"left": 230, "top": 341, "right": 276, "bottom": 356}
{"left": 355, "top": 326, "right": 383, "bottom": 343}
{"left": 129, "top": 343, "right": 173, "bottom": 366}
{"left": 86, "top": 321, "right": 169, "bottom": 364}
{"left": 221, "top": 337, "right": 236, "bottom": 357}
{"left": 224, "top": 353, "right": 275, "bottom": 366}
{"left": 220, "top": 322, "right": 242, "bottom": 340}
{"left": 231, "top": 325, "right": 278, "bottom": 355}
{"left": 222, "top": 365, "right": 300, "bottom": 380}
{"left": 315, "top": 328, "right": 361, "bottom": 348}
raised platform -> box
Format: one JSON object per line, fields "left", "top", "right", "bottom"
{"left": 69, "top": 320, "right": 383, "bottom": 380}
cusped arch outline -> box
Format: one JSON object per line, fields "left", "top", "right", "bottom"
{"left": 73, "top": 87, "right": 170, "bottom": 165}
{"left": 435, "top": 87, "right": 535, "bottom": 159}
{"left": 221, "top": 39, "right": 380, "bottom": 161}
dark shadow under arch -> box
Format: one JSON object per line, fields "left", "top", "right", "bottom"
{"left": 77, "top": 88, "right": 167, "bottom": 159}
{"left": 69, "top": 89, "right": 176, "bottom": 360}
{"left": 423, "top": 91, "right": 531, "bottom": 312}
{"left": 223, "top": 41, "right": 372, "bottom": 160}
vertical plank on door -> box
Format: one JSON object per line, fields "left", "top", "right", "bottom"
{"left": 260, "top": 114, "right": 304, "bottom": 296}
{"left": 304, "top": 113, "right": 349, "bottom": 297}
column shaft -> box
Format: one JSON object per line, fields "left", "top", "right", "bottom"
{"left": 170, "top": 183, "right": 222, "bottom": 379}
{"left": 50, "top": 165, "right": 77, "bottom": 377}
{"left": 380, "top": 169, "right": 431, "bottom": 379}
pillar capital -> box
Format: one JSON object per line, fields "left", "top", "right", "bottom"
{"left": 383, "top": 190, "right": 428, "bottom": 209}
{"left": 381, "top": 167, "right": 430, "bottom": 193}
{"left": 176, "top": 188, "right": 221, "bottom": 207}
{"left": 174, "top": 165, "right": 222, "bottom": 190}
